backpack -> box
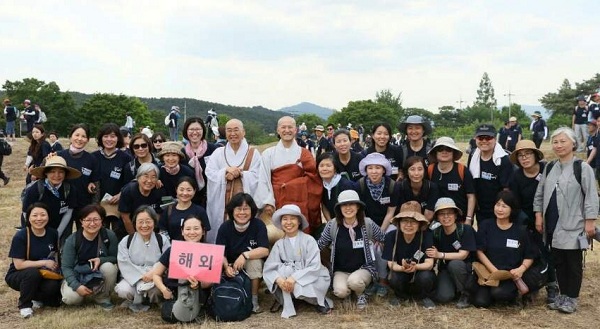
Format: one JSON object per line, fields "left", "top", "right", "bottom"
{"left": 357, "top": 177, "right": 396, "bottom": 200}
{"left": 328, "top": 216, "right": 375, "bottom": 243}
{"left": 433, "top": 223, "right": 464, "bottom": 244}
{"left": 0, "top": 139, "right": 11, "bottom": 156}
{"left": 5, "top": 106, "right": 17, "bottom": 121}
{"left": 164, "top": 113, "right": 171, "bottom": 126}
{"left": 210, "top": 272, "right": 252, "bottom": 322}
{"left": 39, "top": 111, "right": 47, "bottom": 123}
{"left": 544, "top": 159, "right": 583, "bottom": 195}
{"left": 402, "top": 142, "right": 432, "bottom": 162}
{"left": 126, "top": 231, "right": 164, "bottom": 250}
{"left": 427, "top": 162, "right": 465, "bottom": 182}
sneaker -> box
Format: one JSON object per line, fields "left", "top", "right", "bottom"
{"left": 31, "top": 300, "right": 44, "bottom": 310}
{"left": 119, "top": 300, "right": 132, "bottom": 308}
{"left": 252, "top": 304, "right": 263, "bottom": 314}
{"left": 548, "top": 294, "right": 565, "bottom": 310}
{"left": 96, "top": 300, "right": 114, "bottom": 311}
{"left": 376, "top": 285, "right": 388, "bottom": 298}
{"left": 546, "top": 283, "right": 559, "bottom": 304}
{"left": 356, "top": 294, "right": 368, "bottom": 310}
{"left": 315, "top": 300, "right": 332, "bottom": 315}
{"left": 456, "top": 294, "right": 471, "bottom": 309}
{"left": 558, "top": 297, "right": 578, "bottom": 314}
{"left": 422, "top": 297, "right": 436, "bottom": 310}
{"left": 2, "top": 177, "right": 9, "bottom": 186}
{"left": 20, "top": 308, "right": 33, "bottom": 319}
{"left": 364, "top": 283, "right": 378, "bottom": 296}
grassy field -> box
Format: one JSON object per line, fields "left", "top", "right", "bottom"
{"left": 0, "top": 138, "right": 599, "bottom": 329}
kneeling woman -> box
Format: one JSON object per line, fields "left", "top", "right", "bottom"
{"left": 473, "top": 190, "right": 539, "bottom": 307}
{"left": 61, "top": 204, "right": 119, "bottom": 310}
{"left": 264, "top": 204, "right": 332, "bottom": 318}
{"left": 384, "top": 201, "right": 436, "bottom": 309}
{"left": 317, "top": 190, "right": 384, "bottom": 310}
{"left": 116, "top": 206, "right": 171, "bottom": 312}
{"left": 153, "top": 215, "right": 211, "bottom": 323}
{"left": 5, "top": 203, "right": 62, "bottom": 318}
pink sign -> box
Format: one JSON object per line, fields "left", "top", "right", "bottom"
{"left": 168, "top": 240, "right": 225, "bottom": 284}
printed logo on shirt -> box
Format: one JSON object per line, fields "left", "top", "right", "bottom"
{"left": 448, "top": 183, "right": 460, "bottom": 191}
{"left": 81, "top": 167, "right": 92, "bottom": 176}
{"left": 481, "top": 171, "right": 496, "bottom": 181}
{"left": 48, "top": 244, "right": 56, "bottom": 251}
{"left": 249, "top": 240, "right": 258, "bottom": 247}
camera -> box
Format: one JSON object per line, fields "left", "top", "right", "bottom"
{"left": 578, "top": 232, "right": 590, "bottom": 250}
{"left": 429, "top": 221, "right": 441, "bottom": 230}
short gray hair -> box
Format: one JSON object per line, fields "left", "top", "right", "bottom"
{"left": 136, "top": 162, "right": 159, "bottom": 179}
{"left": 550, "top": 127, "right": 578, "bottom": 149}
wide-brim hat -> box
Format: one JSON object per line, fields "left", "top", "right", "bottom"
{"left": 157, "top": 141, "right": 185, "bottom": 160}
{"left": 398, "top": 115, "right": 433, "bottom": 136}
{"left": 171, "top": 106, "right": 179, "bottom": 111}
{"left": 509, "top": 139, "right": 544, "bottom": 164}
{"left": 271, "top": 204, "right": 309, "bottom": 231}
{"left": 428, "top": 136, "right": 463, "bottom": 163}
{"left": 392, "top": 201, "right": 428, "bottom": 224}
{"left": 359, "top": 153, "right": 392, "bottom": 177}
{"left": 313, "top": 125, "right": 325, "bottom": 132}
{"left": 30, "top": 156, "right": 81, "bottom": 179}
{"left": 531, "top": 111, "right": 542, "bottom": 118}
{"left": 433, "top": 197, "right": 463, "bottom": 217}
{"left": 334, "top": 190, "right": 366, "bottom": 214}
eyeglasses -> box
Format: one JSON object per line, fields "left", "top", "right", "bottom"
{"left": 517, "top": 151, "right": 534, "bottom": 159}
{"left": 476, "top": 135, "right": 494, "bottom": 141}
{"left": 400, "top": 218, "right": 418, "bottom": 224}
{"left": 153, "top": 140, "right": 163, "bottom": 143}
{"left": 234, "top": 206, "right": 251, "bottom": 213}
{"left": 437, "top": 211, "right": 455, "bottom": 217}
{"left": 327, "top": 128, "right": 334, "bottom": 131}
{"left": 188, "top": 128, "right": 203, "bottom": 132}
{"left": 82, "top": 218, "right": 102, "bottom": 224}
{"left": 132, "top": 143, "right": 148, "bottom": 150}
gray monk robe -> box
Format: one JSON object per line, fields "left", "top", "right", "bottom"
{"left": 263, "top": 231, "right": 332, "bottom": 318}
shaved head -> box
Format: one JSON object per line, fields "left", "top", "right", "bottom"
{"left": 278, "top": 116, "right": 296, "bottom": 128}
{"left": 226, "top": 119, "right": 244, "bottom": 130}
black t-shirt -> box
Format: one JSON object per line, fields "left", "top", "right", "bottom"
{"left": 403, "top": 144, "right": 429, "bottom": 166}
{"left": 590, "top": 103, "right": 600, "bottom": 120}
{"left": 382, "top": 230, "right": 433, "bottom": 263}
{"left": 321, "top": 178, "right": 356, "bottom": 217}
{"left": 118, "top": 181, "right": 165, "bottom": 215}
{"left": 476, "top": 220, "right": 537, "bottom": 271}
{"left": 573, "top": 106, "right": 589, "bottom": 124}
{"left": 122, "top": 156, "right": 161, "bottom": 185}
{"left": 315, "top": 137, "right": 330, "bottom": 157}
{"left": 92, "top": 149, "right": 133, "bottom": 197}
{"left": 433, "top": 224, "right": 477, "bottom": 270}
{"left": 429, "top": 163, "right": 475, "bottom": 217}
{"left": 8, "top": 228, "right": 59, "bottom": 274}
{"left": 215, "top": 218, "right": 269, "bottom": 264}
{"left": 22, "top": 181, "right": 78, "bottom": 230}
{"left": 498, "top": 128, "right": 509, "bottom": 148}
{"left": 159, "top": 203, "right": 211, "bottom": 241}
{"left": 509, "top": 163, "right": 545, "bottom": 227}
{"left": 358, "top": 177, "right": 401, "bottom": 226}
{"left": 471, "top": 155, "right": 513, "bottom": 220}
{"left": 159, "top": 165, "right": 195, "bottom": 198}
{"left": 363, "top": 145, "right": 404, "bottom": 180}
{"left": 58, "top": 150, "right": 100, "bottom": 208}
{"left": 399, "top": 179, "right": 439, "bottom": 212}
{"left": 158, "top": 247, "right": 180, "bottom": 289}
{"left": 334, "top": 151, "right": 363, "bottom": 181}
{"left": 586, "top": 134, "right": 599, "bottom": 168}
{"left": 333, "top": 226, "right": 365, "bottom": 273}
{"left": 506, "top": 125, "right": 522, "bottom": 148}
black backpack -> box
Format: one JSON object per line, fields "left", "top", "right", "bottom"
{"left": 5, "top": 106, "right": 17, "bottom": 122}
{"left": 210, "top": 272, "right": 252, "bottom": 322}
{"left": 0, "top": 139, "right": 11, "bottom": 156}
{"left": 126, "top": 231, "right": 164, "bottom": 250}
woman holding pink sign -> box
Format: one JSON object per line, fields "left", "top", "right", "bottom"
{"left": 153, "top": 214, "right": 210, "bottom": 323}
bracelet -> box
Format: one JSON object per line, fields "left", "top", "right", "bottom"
{"left": 465, "top": 216, "right": 473, "bottom": 220}
{"left": 442, "top": 252, "right": 446, "bottom": 260}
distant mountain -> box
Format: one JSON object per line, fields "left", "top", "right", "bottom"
{"left": 277, "top": 102, "right": 335, "bottom": 120}
{"left": 521, "top": 104, "right": 551, "bottom": 119}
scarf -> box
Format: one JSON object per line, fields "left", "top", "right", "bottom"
{"left": 163, "top": 164, "right": 180, "bottom": 176}
{"left": 44, "top": 178, "right": 61, "bottom": 199}
{"left": 322, "top": 174, "right": 342, "bottom": 199}
{"left": 366, "top": 177, "right": 385, "bottom": 201}
{"left": 184, "top": 141, "right": 208, "bottom": 190}
{"left": 343, "top": 219, "right": 358, "bottom": 243}
{"left": 69, "top": 145, "right": 85, "bottom": 155}
{"left": 100, "top": 148, "right": 117, "bottom": 159}
{"left": 469, "top": 143, "right": 507, "bottom": 179}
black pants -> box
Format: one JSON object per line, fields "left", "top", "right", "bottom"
{"left": 0, "top": 154, "right": 7, "bottom": 180}
{"left": 389, "top": 270, "right": 435, "bottom": 300}
{"left": 435, "top": 260, "right": 472, "bottom": 303}
{"left": 553, "top": 248, "right": 583, "bottom": 298}
{"left": 472, "top": 267, "right": 541, "bottom": 307}
{"left": 533, "top": 137, "right": 543, "bottom": 149}
{"left": 5, "top": 267, "right": 61, "bottom": 309}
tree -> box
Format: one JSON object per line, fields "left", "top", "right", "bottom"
{"left": 539, "top": 79, "right": 577, "bottom": 118}
{"left": 330, "top": 100, "right": 398, "bottom": 134}
{"left": 295, "top": 113, "right": 324, "bottom": 132}
{"left": 474, "top": 72, "right": 497, "bottom": 111}
{"left": 375, "top": 89, "right": 403, "bottom": 119}
{"left": 78, "top": 93, "right": 152, "bottom": 136}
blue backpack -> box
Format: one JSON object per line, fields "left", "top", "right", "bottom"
{"left": 210, "top": 272, "right": 252, "bottom": 322}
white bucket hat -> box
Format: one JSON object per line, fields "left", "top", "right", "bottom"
{"left": 271, "top": 204, "right": 309, "bottom": 231}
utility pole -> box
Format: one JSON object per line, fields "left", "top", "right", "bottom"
{"left": 456, "top": 97, "right": 464, "bottom": 110}
{"left": 504, "top": 90, "right": 515, "bottom": 119}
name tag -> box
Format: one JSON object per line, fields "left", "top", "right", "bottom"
{"left": 353, "top": 239, "right": 364, "bottom": 249}
{"left": 452, "top": 240, "right": 462, "bottom": 250}
{"left": 413, "top": 250, "right": 424, "bottom": 261}
{"left": 379, "top": 196, "right": 390, "bottom": 205}
{"left": 507, "top": 137, "right": 512, "bottom": 141}
{"left": 110, "top": 171, "right": 121, "bottom": 179}
{"left": 448, "top": 183, "right": 459, "bottom": 191}
{"left": 535, "top": 173, "right": 542, "bottom": 181}
{"left": 59, "top": 206, "right": 68, "bottom": 214}
{"left": 481, "top": 172, "right": 493, "bottom": 180}
{"left": 81, "top": 167, "right": 92, "bottom": 176}
{"left": 391, "top": 166, "right": 399, "bottom": 175}
{"left": 506, "top": 239, "right": 519, "bottom": 249}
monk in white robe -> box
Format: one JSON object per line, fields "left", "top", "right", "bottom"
{"left": 205, "top": 119, "right": 262, "bottom": 243}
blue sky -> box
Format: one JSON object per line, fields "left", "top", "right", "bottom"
{"left": 2, "top": 1, "right": 597, "bottom": 112}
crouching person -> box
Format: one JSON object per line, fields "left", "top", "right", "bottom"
{"left": 115, "top": 206, "right": 170, "bottom": 312}
{"left": 263, "top": 205, "right": 332, "bottom": 318}
{"left": 384, "top": 201, "right": 436, "bottom": 309}
{"left": 61, "top": 204, "right": 119, "bottom": 310}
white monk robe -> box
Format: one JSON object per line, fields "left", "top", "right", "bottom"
{"left": 254, "top": 140, "right": 302, "bottom": 209}
{"left": 263, "top": 231, "right": 332, "bottom": 318}
{"left": 205, "top": 138, "right": 262, "bottom": 243}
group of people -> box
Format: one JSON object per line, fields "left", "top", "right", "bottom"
{"left": 4, "top": 109, "right": 599, "bottom": 323}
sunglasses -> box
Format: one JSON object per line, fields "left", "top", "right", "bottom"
{"left": 327, "top": 128, "right": 334, "bottom": 130}
{"left": 153, "top": 140, "right": 163, "bottom": 143}
{"left": 476, "top": 135, "right": 494, "bottom": 141}
{"left": 132, "top": 143, "right": 148, "bottom": 150}
{"left": 437, "top": 146, "right": 454, "bottom": 152}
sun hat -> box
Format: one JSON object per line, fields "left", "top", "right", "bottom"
{"left": 392, "top": 201, "right": 428, "bottom": 224}
{"left": 30, "top": 156, "right": 82, "bottom": 179}
{"left": 531, "top": 111, "right": 542, "bottom": 118}
{"left": 350, "top": 129, "right": 359, "bottom": 139}
{"left": 428, "top": 136, "right": 463, "bottom": 163}
{"left": 171, "top": 106, "right": 179, "bottom": 111}
{"left": 334, "top": 190, "right": 366, "bottom": 214}
{"left": 398, "top": 115, "right": 432, "bottom": 136}
{"left": 157, "top": 141, "right": 185, "bottom": 160}
{"left": 271, "top": 204, "right": 309, "bottom": 231}
{"left": 509, "top": 116, "right": 517, "bottom": 122}
{"left": 359, "top": 152, "right": 392, "bottom": 176}
{"left": 509, "top": 139, "right": 544, "bottom": 164}
{"left": 313, "top": 125, "right": 325, "bottom": 132}
{"left": 433, "top": 197, "right": 463, "bottom": 217}
{"left": 474, "top": 124, "right": 496, "bottom": 137}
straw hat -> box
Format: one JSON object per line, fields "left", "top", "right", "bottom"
{"left": 30, "top": 156, "right": 81, "bottom": 179}
{"left": 271, "top": 204, "right": 309, "bottom": 231}
{"left": 157, "top": 141, "right": 185, "bottom": 160}
{"left": 359, "top": 153, "right": 392, "bottom": 177}
{"left": 433, "top": 197, "right": 463, "bottom": 217}
{"left": 427, "top": 136, "right": 463, "bottom": 163}
{"left": 392, "top": 201, "right": 427, "bottom": 224}
{"left": 508, "top": 140, "right": 544, "bottom": 164}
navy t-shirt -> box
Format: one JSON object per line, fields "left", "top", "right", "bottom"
{"left": 215, "top": 218, "right": 269, "bottom": 264}
{"left": 122, "top": 156, "right": 161, "bottom": 185}
{"left": 363, "top": 144, "right": 404, "bottom": 180}
{"left": 433, "top": 224, "right": 477, "bottom": 270}
{"left": 586, "top": 134, "right": 599, "bottom": 168}
{"left": 118, "top": 181, "right": 165, "bottom": 215}
{"left": 159, "top": 165, "right": 195, "bottom": 199}
{"left": 358, "top": 177, "right": 401, "bottom": 226}
{"left": 334, "top": 151, "right": 363, "bottom": 182}
{"left": 573, "top": 106, "right": 589, "bottom": 124}
{"left": 333, "top": 226, "right": 365, "bottom": 273}
{"left": 506, "top": 125, "right": 522, "bottom": 149}
{"left": 58, "top": 150, "right": 99, "bottom": 208}
{"left": 92, "top": 149, "right": 132, "bottom": 197}
{"left": 399, "top": 179, "right": 439, "bottom": 213}
{"left": 476, "top": 220, "right": 537, "bottom": 271}
{"left": 429, "top": 163, "right": 475, "bottom": 218}
{"left": 8, "top": 228, "right": 59, "bottom": 274}
{"left": 159, "top": 203, "right": 211, "bottom": 241}
{"left": 403, "top": 144, "right": 429, "bottom": 167}
{"left": 22, "top": 181, "right": 77, "bottom": 230}
{"left": 77, "top": 233, "right": 110, "bottom": 266}
{"left": 509, "top": 162, "right": 545, "bottom": 227}
{"left": 471, "top": 155, "right": 513, "bottom": 220}
{"left": 382, "top": 230, "right": 433, "bottom": 263}
{"left": 158, "top": 247, "right": 180, "bottom": 289}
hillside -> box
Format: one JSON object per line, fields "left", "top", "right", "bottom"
{"left": 277, "top": 102, "right": 335, "bottom": 120}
